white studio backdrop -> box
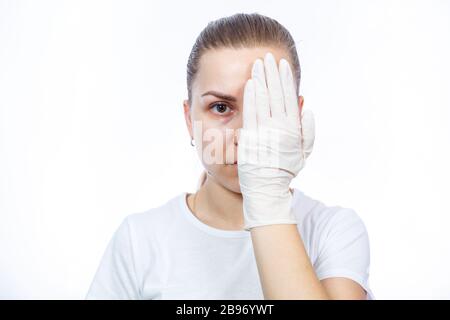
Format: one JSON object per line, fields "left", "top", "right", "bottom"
{"left": 1, "top": 0, "right": 449, "bottom": 299}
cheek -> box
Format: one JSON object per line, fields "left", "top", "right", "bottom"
{"left": 194, "top": 118, "right": 237, "bottom": 144}
{"left": 194, "top": 124, "right": 237, "bottom": 165}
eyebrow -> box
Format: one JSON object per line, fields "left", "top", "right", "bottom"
{"left": 201, "top": 90, "right": 237, "bottom": 102}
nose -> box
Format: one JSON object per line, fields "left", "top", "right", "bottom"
{"left": 235, "top": 111, "right": 243, "bottom": 145}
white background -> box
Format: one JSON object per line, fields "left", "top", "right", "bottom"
{"left": 1, "top": 0, "right": 449, "bottom": 299}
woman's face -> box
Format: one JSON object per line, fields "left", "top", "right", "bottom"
{"left": 183, "top": 47, "right": 303, "bottom": 193}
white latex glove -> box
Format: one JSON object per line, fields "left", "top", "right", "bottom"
{"left": 238, "top": 52, "right": 315, "bottom": 231}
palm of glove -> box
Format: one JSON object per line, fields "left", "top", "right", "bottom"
{"left": 237, "top": 52, "right": 315, "bottom": 231}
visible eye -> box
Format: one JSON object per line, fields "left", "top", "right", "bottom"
{"left": 210, "top": 102, "right": 232, "bottom": 115}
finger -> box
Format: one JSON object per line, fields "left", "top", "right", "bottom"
{"left": 251, "top": 59, "right": 270, "bottom": 124}
{"left": 301, "top": 108, "right": 315, "bottom": 159}
{"left": 264, "top": 52, "right": 286, "bottom": 119}
{"left": 243, "top": 78, "right": 257, "bottom": 130}
{"left": 280, "top": 58, "right": 300, "bottom": 122}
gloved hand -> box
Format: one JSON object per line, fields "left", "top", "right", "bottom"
{"left": 238, "top": 52, "right": 315, "bottom": 231}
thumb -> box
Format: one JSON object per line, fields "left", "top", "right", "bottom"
{"left": 301, "top": 108, "right": 315, "bottom": 159}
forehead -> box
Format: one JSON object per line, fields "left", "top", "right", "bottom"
{"left": 193, "top": 47, "right": 290, "bottom": 99}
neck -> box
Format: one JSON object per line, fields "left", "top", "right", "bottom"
{"left": 194, "top": 174, "right": 244, "bottom": 231}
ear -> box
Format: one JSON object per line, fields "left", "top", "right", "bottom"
{"left": 183, "top": 99, "right": 193, "bottom": 139}
{"left": 298, "top": 95, "right": 304, "bottom": 115}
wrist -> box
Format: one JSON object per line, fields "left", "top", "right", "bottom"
{"left": 242, "top": 192, "right": 296, "bottom": 231}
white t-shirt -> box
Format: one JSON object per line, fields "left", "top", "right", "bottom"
{"left": 86, "top": 188, "right": 374, "bottom": 299}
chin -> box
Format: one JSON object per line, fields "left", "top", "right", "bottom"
{"left": 226, "top": 179, "right": 241, "bottom": 194}
{"left": 207, "top": 164, "right": 242, "bottom": 194}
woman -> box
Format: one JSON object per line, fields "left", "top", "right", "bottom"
{"left": 86, "top": 12, "right": 374, "bottom": 300}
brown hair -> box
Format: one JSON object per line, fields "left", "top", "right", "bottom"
{"left": 186, "top": 12, "right": 301, "bottom": 106}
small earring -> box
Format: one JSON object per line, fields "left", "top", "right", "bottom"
{"left": 190, "top": 138, "right": 195, "bottom": 147}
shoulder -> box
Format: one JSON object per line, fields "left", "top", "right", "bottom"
{"left": 86, "top": 192, "right": 188, "bottom": 299}
{"left": 292, "top": 188, "right": 367, "bottom": 235}
{"left": 123, "top": 192, "right": 186, "bottom": 241}
{"left": 291, "top": 188, "right": 372, "bottom": 298}
{"left": 128, "top": 192, "right": 184, "bottom": 221}
{"left": 291, "top": 188, "right": 370, "bottom": 263}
